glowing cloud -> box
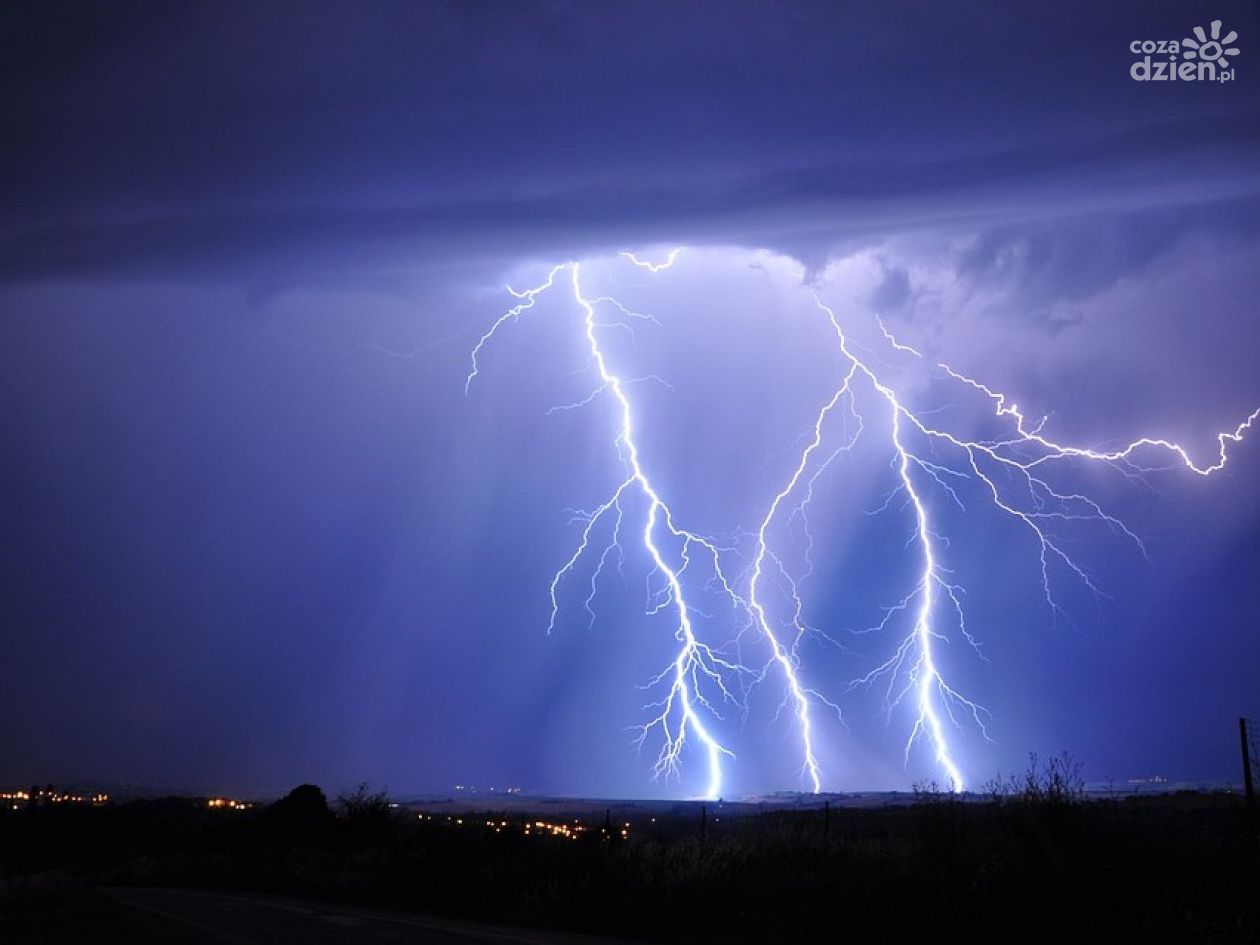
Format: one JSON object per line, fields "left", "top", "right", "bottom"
{"left": 467, "top": 249, "right": 1256, "bottom": 797}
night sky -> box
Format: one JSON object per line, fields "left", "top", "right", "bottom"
{"left": 3, "top": 1, "right": 1259, "bottom": 799}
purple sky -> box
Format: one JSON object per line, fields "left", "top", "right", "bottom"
{"left": 2, "top": 0, "right": 1258, "bottom": 798}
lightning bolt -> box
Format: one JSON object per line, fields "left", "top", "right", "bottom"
{"left": 466, "top": 263, "right": 567, "bottom": 395}
{"left": 468, "top": 248, "right": 1258, "bottom": 796}
{"left": 796, "top": 296, "right": 1253, "bottom": 791}
{"left": 620, "top": 248, "right": 683, "bottom": 272}
{"left": 468, "top": 253, "right": 744, "bottom": 799}
{"left": 744, "top": 362, "right": 859, "bottom": 794}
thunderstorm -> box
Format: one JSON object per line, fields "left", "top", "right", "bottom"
{"left": 467, "top": 250, "right": 1258, "bottom": 800}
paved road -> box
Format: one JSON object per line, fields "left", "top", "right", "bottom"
{"left": 6, "top": 887, "right": 637, "bottom": 945}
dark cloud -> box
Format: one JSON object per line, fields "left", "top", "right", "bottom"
{"left": 957, "top": 193, "right": 1260, "bottom": 306}
{"left": 3, "top": 113, "right": 1259, "bottom": 290}
{"left": 2, "top": 0, "right": 1258, "bottom": 287}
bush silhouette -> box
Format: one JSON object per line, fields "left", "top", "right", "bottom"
{"left": 337, "top": 783, "right": 397, "bottom": 845}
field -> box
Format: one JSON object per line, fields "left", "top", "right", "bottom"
{"left": 1, "top": 782, "right": 1257, "bottom": 944}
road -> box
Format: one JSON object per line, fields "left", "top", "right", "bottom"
{"left": 4, "top": 887, "right": 638, "bottom": 945}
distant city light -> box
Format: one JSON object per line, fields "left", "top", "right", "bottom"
{"left": 1, "top": 787, "right": 108, "bottom": 808}
{"left": 207, "top": 797, "right": 252, "bottom": 810}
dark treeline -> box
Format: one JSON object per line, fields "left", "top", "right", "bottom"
{"left": 1, "top": 782, "right": 1257, "bottom": 943}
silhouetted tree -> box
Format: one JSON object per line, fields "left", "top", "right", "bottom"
{"left": 261, "top": 783, "right": 335, "bottom": 842}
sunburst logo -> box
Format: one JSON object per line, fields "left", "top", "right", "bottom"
{"left": 1182, "top": 20, "right": 1241, "bottom": 67}
{"left": 1130, "top": 20, "right": 1239, "bottom": 83}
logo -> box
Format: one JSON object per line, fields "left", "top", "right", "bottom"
{"left": 1129, "top": 19, "right": 1239, "bottom": 83}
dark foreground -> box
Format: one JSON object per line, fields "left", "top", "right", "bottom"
{"left": 2, "top": 786, "right": 1257, "bottom": 944}
{"left": 5, "top": 887, "right": 632, "bottom": 945}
